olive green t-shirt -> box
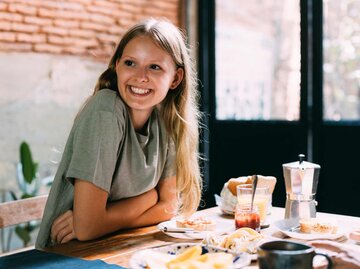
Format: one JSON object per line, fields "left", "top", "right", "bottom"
{"left": 36, "top": 89, "right": 176, "bottom": 248}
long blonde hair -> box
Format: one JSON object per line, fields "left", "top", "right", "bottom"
{"left": 93, "top": 19, "right": 202, "bottom": 216}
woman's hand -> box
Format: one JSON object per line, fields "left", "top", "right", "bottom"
{"left": 50, "top": 210, "right": 76, "bottom": 244}
{"left": 310, "top": 240, "right": 360, "bottom": 269}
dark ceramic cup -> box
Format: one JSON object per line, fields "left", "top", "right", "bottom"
{"left": 257, "top": 240, "right": 332, "bottom": 269}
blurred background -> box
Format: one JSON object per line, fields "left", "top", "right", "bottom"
{"left": 0, "top": 0, "right": 359, "bottom": 252}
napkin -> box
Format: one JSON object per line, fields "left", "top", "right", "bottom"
{"left": 0, "top": 249, "right": 128, "bottom": 269}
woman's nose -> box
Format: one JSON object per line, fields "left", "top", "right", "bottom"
{"left": 134, "top": 68, "right": 149, "bottom": 82}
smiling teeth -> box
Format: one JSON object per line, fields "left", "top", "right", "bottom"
{"left": 131, "top": 86, "right": 150, "bottom": 94}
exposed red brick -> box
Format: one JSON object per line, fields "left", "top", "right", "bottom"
{"left": 8, "top": 3, "right": 37, "bottom": 16}
{"left": 38, "top": 8, "right": 57, "bottom": 18}
{"left": 68, "top": 0, "right": 91, "bottom": 5}
{"left": 17, "top": 33, "right": 46, "bottom": 43}
{"left": 89, "top": 13, "right": 115, "bottom": 25}
{"left": 34, "top": 43, "right": 63, "bottom": 53}
{"left": 42, "top": 26, "right": 68, "bottom": 36}
{"left": 0, "top": 0, "right": 181, "bottom": 61}
{"left": 116, "top": 18, "right": 135, "bottom": 27}
{"left": 107, "top": 25, "right": 124, "bottom": 35}
{"left": 151, "top": 0, "right": 178, "bottom": 9}
{"left": 24, "top": 16, "right": 52, "bottom": 26}
{"left": 48, "top": 35, "right": 98, "bottom": 48}
{"left": 96, "top": 33, "right": 119, "bottom": 44}
{"left": 53, "top": 19, "right": 80, "bottom": 28}
{"left": 0, "top": 3, "right": 8, "bottom": 11}
{"left": 80, "top": 21, "right": 109, "bottom": 32}
{"left": 92, "top": 0, "right": 121, "bottom": 10}
{"left": 86, "top": 5, "right": 118, "bottom": 16}
{"left": 72, "top": 37, "right": 98, "bottom": 48}
{"left": 0, "top": 41, "right": 32, "bottom": 51}
{"left": 54, "top": 10, "right": 90, "bottom": 20}
{"left": 112, "top": 10, "right": 134, "bottom": 21}
{"left": 0, "top": 21, "right": 11, "bottom": 31}
{"left": 48, "top": 35, "right": 74, "bottom": 46}
{"left": 11, "top": 22, "right": 39, "bottom": 33}
{"left": 0, "top": 11, "right": 23, "bottom": 22}
{"left": 63, "top": 45, "right": 86, "bottom": 55}
{"left": 31, "top": 1, "right": 84, "bottom": 11}
{"left": 68, "top": 28, "right": 96, "bottom": 39}
{"left": 88, "top": 47, "right": 114, "bottom": 61}
{"left": 117, "top": 3, "right": 141, "bottom": 14}
{"left": 0, "top": 31, "right": 16, "bottom": 42}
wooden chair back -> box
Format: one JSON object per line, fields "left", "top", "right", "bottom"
{"left": 0, "top": 195, "right": 48, "bottom": 228}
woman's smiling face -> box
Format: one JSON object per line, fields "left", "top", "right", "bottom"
{"left": 116, "top": 35, "right": 183, "bottom": 122}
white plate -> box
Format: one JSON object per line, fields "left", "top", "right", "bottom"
{"left": 273, "top": 218, "right": 345, "bottom": 240}
{"left": 158, "top": 219, "right": 235, "bottom": 240}
{"left": 129, "top": 243, "right": 251, "bottom": 269}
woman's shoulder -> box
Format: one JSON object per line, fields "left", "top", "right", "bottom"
{"left": 85, "top": 89, "right": 127, "bottom": 115}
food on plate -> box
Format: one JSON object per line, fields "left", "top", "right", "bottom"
{"left": 219, "top": 175, "right": 277, "bottom": 214}
{"left": 166, "top": 245, "right": 202, "bottom": 266}
{"left": 144, "top": 245, "right": 233, "bottom": 269}
{"left": 165, "top": 245, "right": 233, "bottom": 269}
{"left": 349, "top": 229, "right": 360, "bottom": 242}
{"left": 227, "top": 176, "right": 253, "bottom": 196}
{"left": 299, "top": 218, "right": 338, "bottom": 234}
{"left": 176, "top": 217, "right": 216, "bottom": 231}
{"left": 203, "top": 227, "right": 263, "bottom": 254}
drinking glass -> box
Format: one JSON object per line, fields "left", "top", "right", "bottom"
{"left": 237, "top": 184, "right": 270, "bottom": 224}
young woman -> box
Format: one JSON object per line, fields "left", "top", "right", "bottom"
{"left": 36, "top": 19, "right": 202, "bottom": 248}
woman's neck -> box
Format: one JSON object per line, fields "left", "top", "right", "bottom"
{"left": 129, "top": 109, "right": 153, "bottom": 133}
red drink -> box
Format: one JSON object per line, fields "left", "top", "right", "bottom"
{"left": 235, "top": 204, "right": 260, "bottom": 231}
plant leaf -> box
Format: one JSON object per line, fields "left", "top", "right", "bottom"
{"left": 9, "top": 190, "right": 18, "bottom": 200}
{"left": 15, "top": 226, "right": 31, "bottom": 245}
{"left": 20, "top": 141, "right": 35, "bottom": 184}
{"left": 21, "top": 193, "right": 33, "bottom": 199}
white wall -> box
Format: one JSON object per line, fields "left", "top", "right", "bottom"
{"left": 0, "top": 53, "right": 106, "bottom": 194}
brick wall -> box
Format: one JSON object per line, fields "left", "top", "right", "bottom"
{"left": 0, "top": 0, "right": 181, "bottom": 62}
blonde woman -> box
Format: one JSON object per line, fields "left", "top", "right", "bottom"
{"left": 36, "top": 19, "right": 202, "bottom": 248}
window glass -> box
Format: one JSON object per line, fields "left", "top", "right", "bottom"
{"left": 323, "top": 0, "right": 360, "bottom": 121}
{"left": 215, "top": 1, "right": 300, "bottom": 120}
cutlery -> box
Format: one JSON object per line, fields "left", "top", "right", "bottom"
{"left": 287, "top": 225, "right": 300, "bottom": 232}
{"left": 160, "top": 227, "right": 201, "bottom": 233}
{"left": 250, "top": 175, "right": 258, "bottom": 211}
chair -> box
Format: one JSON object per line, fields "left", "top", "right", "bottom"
{"left": 0, "top": 195, "right": 48, "bottom": 228}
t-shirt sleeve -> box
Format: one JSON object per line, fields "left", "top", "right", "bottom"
{"left": 160, "top": 138, "right": 176, "bottom": 179}
{"left": 66, "top": 99, "right": 123, "bottom": 193}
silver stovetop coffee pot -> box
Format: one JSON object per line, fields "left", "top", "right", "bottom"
{"left": 282, "top": 154, "right": 321, "bottom": 219}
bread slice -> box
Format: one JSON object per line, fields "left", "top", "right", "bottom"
{"left": 226, "top": 175, "right": 277, "bottom": 196}
{"left": 299, "top": 218, "right": 338, "bottom": 234}
{"left": 176, "top": 217, "right": 216, "bottom": 231}
{"left": 227, "top": 176, "right": 252, "bottom": 195}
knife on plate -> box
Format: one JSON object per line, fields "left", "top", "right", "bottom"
{"left": 159, "top": 227, "right": 202, "bottom": 233}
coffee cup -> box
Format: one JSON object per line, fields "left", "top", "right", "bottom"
{"left": 257, "top": 240, "right": 332, "bottom": 269}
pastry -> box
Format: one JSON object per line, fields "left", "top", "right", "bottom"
{"left": 299, "top": 218, "right": 338, "bottom": 234}
{"left": 176, "top": 217, "right": 216, "bottom": 231}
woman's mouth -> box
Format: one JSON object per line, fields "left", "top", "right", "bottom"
{"left": 130, "top": 86, "right": 151, "bottom": 95}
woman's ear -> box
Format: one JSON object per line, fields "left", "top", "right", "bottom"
{"left": 170, "top": 68, "right": 184, "bottom": 90}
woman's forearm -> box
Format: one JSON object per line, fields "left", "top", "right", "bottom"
{"left": 105, "top": 188, "right": 160, "bottom": 227}
{"left": 73, "top": 183, "right": 158, "bottom": 241}
{"left": 124, "top": 199, "right": 178, "bottom": 228}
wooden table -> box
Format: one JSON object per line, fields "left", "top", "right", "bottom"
{"left": 42, "top": 206, "right": 360, "bottom": 268}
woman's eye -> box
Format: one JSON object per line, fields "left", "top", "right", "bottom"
{"left": 150, "top": 64, "right": 160, "bottom": 70}
{"left": 124, "top": 60, "right": 134, "bottom": 66}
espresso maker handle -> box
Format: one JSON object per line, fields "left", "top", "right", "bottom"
{"left": 314, "top": 251, "right": 333, "bottom": 269}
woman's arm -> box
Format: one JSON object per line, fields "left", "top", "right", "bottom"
{"left": 51, "top": 176, "right": 177, "bottom": 243}
{"left": 123, "top": 176, "right": 178, "bottom": 228}
{"left": 72, "top": 179, "right": 160, "bottom": 241}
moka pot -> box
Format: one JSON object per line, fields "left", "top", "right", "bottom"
{"left": 282, "top": 154, "right": 321, "bottom": 219}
